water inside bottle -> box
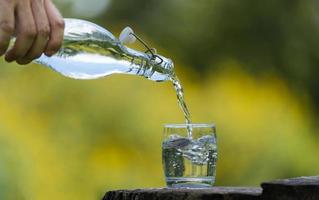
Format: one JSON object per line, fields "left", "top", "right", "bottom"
{"left": 36, "top": 39, "right": 170, "bottom": 81}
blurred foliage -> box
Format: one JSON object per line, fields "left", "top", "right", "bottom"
{"left": 1, "top": 0, "right": 319, "bottom": 199}
{"left": 96, "top": 0, "right": 319, "bottom": 108}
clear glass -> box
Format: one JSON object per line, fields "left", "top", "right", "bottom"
{"left": 162, "top": 124, "right": 217, "bottom": 188}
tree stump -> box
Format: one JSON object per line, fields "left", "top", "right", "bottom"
{"left": 103, "top": 176, "right": 319, "bottom": 200}
{"left": 261, "top": 176, "right": 319, "bottom": 200}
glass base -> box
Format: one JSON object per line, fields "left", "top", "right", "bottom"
{"left": 166, "top": 177, "right": 215, "bottom": 188}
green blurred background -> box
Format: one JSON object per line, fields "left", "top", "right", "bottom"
{"left": 1, "top": 0, "right": 319, "bottom": 199}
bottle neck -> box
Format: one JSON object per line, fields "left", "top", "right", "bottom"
{"left": 124, "top": 47, "right": 174, "bottom": 82}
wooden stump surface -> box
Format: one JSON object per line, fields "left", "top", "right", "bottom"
{"left": 103, "top": 176, "right": 319, "bottom": 200}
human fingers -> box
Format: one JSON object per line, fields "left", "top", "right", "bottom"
{"left": 0, "top": 0, "right": 15, "bottom": 56}
{"left": 17, "top": 0, "right": 50, "bottom": 64}
{"left": 5, "top": 0, "right": 37, "bottom": 64}
{"left": 44, "top": 0, "right": 64, "bottom": 56}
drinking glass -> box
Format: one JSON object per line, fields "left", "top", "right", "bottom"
{"left": 162, "top": 123, "right": 217, "bottom": 188}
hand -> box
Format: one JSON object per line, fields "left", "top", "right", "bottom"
{"left": 0, "top": 0, "right": 64, "bottom": 64}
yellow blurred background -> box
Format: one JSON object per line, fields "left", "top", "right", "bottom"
{"left": 1, "top": 0, "right": 319, "bottom": 199}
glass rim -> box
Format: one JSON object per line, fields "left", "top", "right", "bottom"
{"left": 164, "top": 123, "right": 215, "bottom": 128}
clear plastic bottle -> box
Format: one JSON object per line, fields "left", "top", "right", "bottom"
{"left": 17, "top": 18, "right": 174, "bottom": 81}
